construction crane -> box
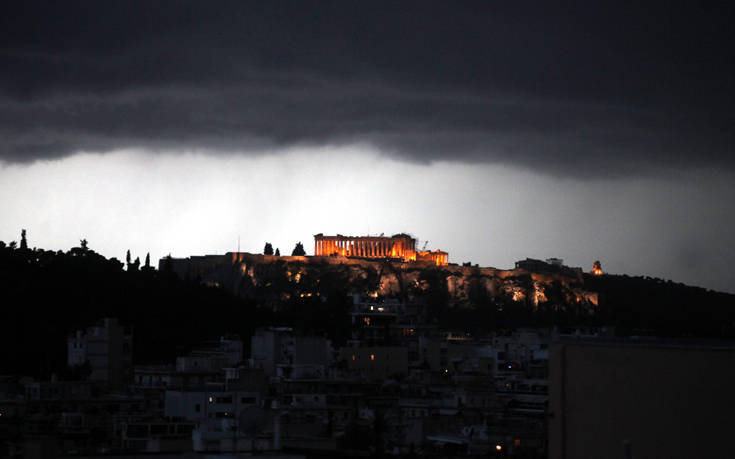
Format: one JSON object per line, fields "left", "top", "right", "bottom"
{"left": 421, "top": 240, "right": 428, "bottom": 251}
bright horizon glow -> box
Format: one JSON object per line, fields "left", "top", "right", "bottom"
{"left": 0, "top": 146, "right": 733, "bottom": 293}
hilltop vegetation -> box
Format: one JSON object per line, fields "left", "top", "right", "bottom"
{"left": 2, "top": 237, "right": 734, "bottom": 378}
{"left": 584, "top": 273, "right": 735, "bottom": 337}
{"left": 0, "top": 239, "right": 266, "bottom": 378}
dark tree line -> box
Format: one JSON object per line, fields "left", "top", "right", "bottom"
{"left": 3, "top": 229, "right": 734, "bottom": 380}
{"left": 0, "top": 232, "right": 265, "bottom": 378}
{"left": 263, "top": 241, "right": 306, "bottom": 256}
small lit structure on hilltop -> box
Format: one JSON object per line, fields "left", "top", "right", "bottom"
{"left": 314, "top": 233, "right": 449, "bottom": 266}
{"left": 592, "top": 260, "right": 603, "bottom": 275}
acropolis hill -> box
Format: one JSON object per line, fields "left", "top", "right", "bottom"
{"left": 161, "top": 250, "right": 599, "bottom": 311}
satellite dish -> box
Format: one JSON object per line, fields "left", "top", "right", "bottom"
{"left": 238, "top": 407, "right": 270, "bottom": 437}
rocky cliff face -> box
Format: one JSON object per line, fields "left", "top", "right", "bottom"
{"left": 168, "top": 252, "right": 599, "bottom": 312}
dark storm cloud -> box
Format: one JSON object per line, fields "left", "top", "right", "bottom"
{"left": 1, "top": 1, "right": 733, "bottom": 176}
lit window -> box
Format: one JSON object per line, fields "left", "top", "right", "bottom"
{"left": 370, "top": 354, "right": 375, "bottom": 361}
{"left": 352, "top": 354, "right": 356, "bottom": 361}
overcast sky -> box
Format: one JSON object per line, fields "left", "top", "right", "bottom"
{"left": 1, "top": 2, "right": 733, "bottom": 292}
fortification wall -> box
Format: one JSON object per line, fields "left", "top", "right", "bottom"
{"left": 161, "top": 252, "right": 597, "bottom": 310}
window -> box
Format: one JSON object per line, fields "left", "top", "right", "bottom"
{"left": 241, "top": 397, "right": 256, "bottom": 404}
{"left": 216, "top": 396, "right": 232, "bottom": 404}
{"left": 195, "top": 404, "right": 200, "bottom": 413}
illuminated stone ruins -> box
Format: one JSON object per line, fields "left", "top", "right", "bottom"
{"left": 313, "top": 233, "right": 449, "bottom": 266}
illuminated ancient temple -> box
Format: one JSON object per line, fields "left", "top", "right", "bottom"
{"left": 313, "top": 233, "right": 449, "bottom": 266}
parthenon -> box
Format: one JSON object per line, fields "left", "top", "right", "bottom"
{"left": 314, "top": 233, "right": 449, "bottom": 266}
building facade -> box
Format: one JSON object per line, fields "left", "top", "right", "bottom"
{"left": 314, "top": 233, "right": 448, "bottom": 265}
{"left": 67, "top": 318, "right": 133, "bottom": 389}
{"left": 549, "top": 339, "right": 735, "bottom": 459}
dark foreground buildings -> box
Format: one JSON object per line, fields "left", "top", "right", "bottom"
{"left": 6, "top": 306, "right": 735, "bottom": 458}
{"left": 549, "top": 339, "right": 735, "bottom": 459}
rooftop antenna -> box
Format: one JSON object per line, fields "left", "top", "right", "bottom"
{"left": 237, "top": 235, "right": 240, "bottom": 253}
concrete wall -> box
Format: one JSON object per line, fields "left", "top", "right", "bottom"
{"left": 251, "top": 329, "right": 279, "bottom": 376}
{"left": 293, "top": 336, "right": 330, "bottom": 366}
{"left": 549, "top": 340, "right": 735, "bottom": 459}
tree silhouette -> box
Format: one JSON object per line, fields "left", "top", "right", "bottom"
{"left": 264, "top": 242, "right": 274, "bottom": 255}
{"left": 133, "top": 256, "right": 141, "bottom": 271}
{"left": 80, "top": 239, "right": 88, "bottom": 251}
{"left": 20, "top": 229, "right": 28, "bottom": 250}
{"left": 145, "top": 253, "right": 150, "bottom": 268}
{"left": 126, "top": 250, "right": 132, "bottom": 270}
{"left": 292, "top": 242, "right": 306, "bottom": 256}
{"left": 275, "top": 248, "right": 280, "bottom": 256}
